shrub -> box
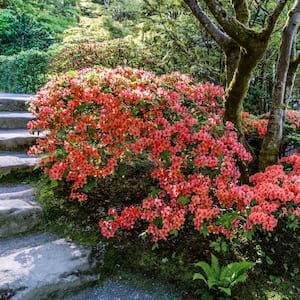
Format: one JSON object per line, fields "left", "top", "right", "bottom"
{"left": 0, "top": 49, "right": 50, "bottom": 93}
{"left": 48, "top": 39, "right": 161, "bottom": 75}
{"left": 28, "top": 67, "right": 300, "bottom": 243}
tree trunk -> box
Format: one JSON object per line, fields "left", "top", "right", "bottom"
{"left": 224, "top": 47, "right": 267, "bottom": 135}
{"left": 224, "top": 41, "right": 240, "bottom": 88}
{"left": 223, "top": 46, "right": 268, "bottom": 182}
{"left": 259, "top": 0, "right": 300, "bottom": 170}
{"left": 285, "top": 43, "right": 300, "bottom": 105}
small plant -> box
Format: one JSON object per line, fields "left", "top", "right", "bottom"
{"left": 193, "top": 253, "right": 254, "bottom": 299}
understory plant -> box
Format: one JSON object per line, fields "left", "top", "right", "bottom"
{"left": 28, "top": 67, "right": 300, "bottom": 243}
{"left": 193, "top": 253, "right": 254, "bottom": 299}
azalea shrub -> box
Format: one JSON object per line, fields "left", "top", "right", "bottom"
{"left": 28, "top": 67, "right": 300, "bottom": 242}
{"left": 242, "top": 111, "right": 300, "bottom": 156}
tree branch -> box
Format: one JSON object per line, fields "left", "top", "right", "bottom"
{"left": 183, "top": 0, "right": 230, "bottom": 47}
{"left": 261, "top": 0, "right": 290, "bottom": 37}
{"left": 231, "top": 0, "right": 250, "bottom": 24}
{"left": 292, "top": 52, "right": 300, "bottom": 66}
{"left": 204, "top": 0, "right": 258, "bottom": 48}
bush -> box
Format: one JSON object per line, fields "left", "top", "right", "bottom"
{"left": 48, "top": 38, "right": 162, "bottom": 75}
{"left": 0, "top": 49, "right": 50, "bottom": 93}
{"left": 28, "top": 67, "right": 300, "bottom": 243}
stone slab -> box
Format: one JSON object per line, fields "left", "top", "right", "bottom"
{"left": 0, "top": 129, "right": 42, "bottom": 151}
{"left": 0, "top": 94, "right": 34, "bottom": 112}
{"left": 0, "top": 112, "right": 34, "bottom": 129}
{"left": 0, "top": 93, "right": 34, "bottom": 100}
{"left": 0, "top": 233, "right": 100, "bottom": 300}
{"left": 0, "top": 185, "right": 42, "bottom": 238}
{"left": 0, "top": 153, "right": 40, "bottom": 175}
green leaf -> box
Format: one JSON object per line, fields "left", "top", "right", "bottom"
{"left": 221, "top": 261, "right": 253, "bottom": 284}
{"left": 50, "top": 180, "right": 58, "bottom": 188}
{"left": 151, "top": 242, "right": 159, "bottom": 251}
{"left": 215, "top": 211, "right": 238, "bottom": 230}
{"left": 153, "top": 217, "right": 163, "bottom": 228}
{"left": 231, "top": 261, "right": 253, "bottom": 277}
{"left": 232, "top": 274, "right": 248, "bottom": 285}
{"left": 149, "top": 186, "right": 161, "bottom": 197}
{"left": 170, "top": 229, "right": 178, "bottom": 236}
{"left": 219, "top": 286, "right": 232, "bottom": 296}
{"left": 159, "top": 149, "right": 171, "bottom": 167}
{"left": 195, "top": 261, "right": 215, "bottom": 285}
{"left": 207, "top": 278, "right": 217, "bottom": 289}
{"left": 177, "top": 196, "right": 190, "bottom": 205}
{"left": 265, "top": 255, "right": 273, "bottom": 265}
{"left": 193, "top": 273, "right": 208, "bottom": 284}
{"left": 138, "top": 231, "right": 147, "bottom": 240}
{"left": 82, "top": 178, "right": 97, "bottom": 193}
{"left": 221, "top": 242, "right": 228, "bottom": 252}
{"left": 132, "top": 107, "right": 140, "bottom": 116}
{"left": 211, "top": 254, "right": 220, "bottom": 277}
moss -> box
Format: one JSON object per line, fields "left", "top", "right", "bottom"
{"left": 0, "top": 169, "right": 41, "bottom": 185}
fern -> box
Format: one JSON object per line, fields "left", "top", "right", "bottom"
{"left": 193, "top": 254, "right": 254, "bottom": 299}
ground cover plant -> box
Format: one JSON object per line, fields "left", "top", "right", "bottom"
{"left": 28, "top": 67, "right": 300, "bottom": 299}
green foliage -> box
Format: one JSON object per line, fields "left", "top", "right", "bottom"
{"left": 102, "top": 0, "right": 144, "bottom": 22}
{"left": 193, "top": 253, "right": 253, "bottom": 299}
{"left": 0, "top": 0, "right": 79, "bottom": 46}
{"left": 141, "top": 0, "right": 224, "bottom": 83}
{"left": 253, "top": 219, "right": 300, "bottom": 278}
{"left": 0, "top": 49, "right": 50, "bottom": 93}
{"left": 48, "top": 38, "right": 161, "bottom": 75}
{"left": 0, "top": 9, "right": 53, "bottom": 55}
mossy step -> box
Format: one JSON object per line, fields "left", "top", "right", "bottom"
{"left": 0, "top": 112, "right": 34, "bottom": 129}
{"left": 0, "top": 153, "right": 39, "bottom": 175}
{"left": 0, "top": 185, "right": 42, "bottom": 238}
{"left": 0, "top": 129, "right": 42, "bottom": 151}
{"left": 0, "top": 93, "right": 33, "bottom": 111}
{"left": 0, "top": 232, "right": 101, "bottom": 300}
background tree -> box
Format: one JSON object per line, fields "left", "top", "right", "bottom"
{"left": 0, "top": 9, "right": 53, "bottom": 55}
{"left": 259, "top": 0, "right": 300, "bottom": 169}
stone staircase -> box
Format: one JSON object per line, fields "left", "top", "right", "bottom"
{"left": 0, "top": 94, "right": 100, "bottom": 300}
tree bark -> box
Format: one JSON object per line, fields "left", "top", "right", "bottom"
{"left": 224, "top": 47, "right": 267, "bottom": 134}
{"left": 285, "top": 45, "right": 300, "bottom": 104}
{"left": 259, "top": 0, "right": 300, "bottom": 170}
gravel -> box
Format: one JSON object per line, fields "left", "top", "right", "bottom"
{"left": 63, "top": 276, "right": 181, "bottom": 300}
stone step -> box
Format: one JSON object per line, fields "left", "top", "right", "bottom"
{"left": 0, "top": 112, "right": 34, "bottom": 129}
{"left": 0, "top": 232, "right": 100, "bottom": 300}
{"left": 0, "top": 153, "right": 40, "bottom": 175}
{"left": 0, "top": 185, "right": 42, "bottom": 238}
{"left": 0, "top": 93, "right": 34, "bottom": 112}
{"left": 0, "top": 129, "right": 43, "bottom": 151}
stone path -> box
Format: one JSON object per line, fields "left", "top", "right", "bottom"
{"left": 0, "top": 94, "right": 101, "bottom": 300}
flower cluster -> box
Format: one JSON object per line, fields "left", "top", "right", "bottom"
{"left": 243, "top": 153, "right": 300, "bottom": 231}
{"left": 28, "top": 67, "right": 300, "bottom": 241}
{"left": 242, "top": 111, "right": 300, "bottom": 141}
